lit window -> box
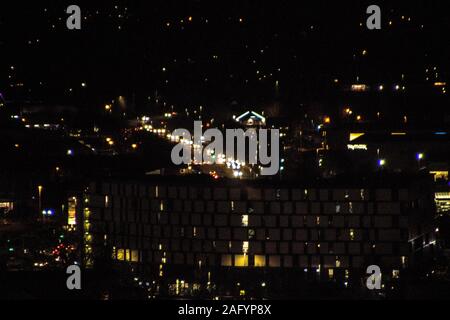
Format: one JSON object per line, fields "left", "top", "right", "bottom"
{"left": 328, "top": 268, "right": 334, "bottom": 279}
{"left": 401, "top": 256, "right": 407, "bottom": 268}
{"left": 350, "top": 229, "right": 355, "bottom": 241}
{"left": 242, "top": 215, "right": 249, "bottom": 227}
{"left": 117, "top": 249, "right": 125, "bottom": 261}
{"left": 105, "top": 195, "right": 109, "bottom": 208}
{"left": 254, "top": 255, "right": 266, "bottom": 267}
{"left": 234, "top": 255, "right": 249, "bottom": 267}
{"left": 131, "top": 250, "right": 139, "bottom": 262}
{"left": 392, "top": 270, "right": 400, "bottom": 279}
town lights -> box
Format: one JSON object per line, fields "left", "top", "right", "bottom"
{"left": 378, "top": 159, "right": 386, "bottom": 167}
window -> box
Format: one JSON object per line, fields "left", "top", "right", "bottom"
{"left": 401, "top": 256, "right": 407, "bottom": 268}
{"left": 254, "top": 255, "right": 266, "bottom": 267}
{"left": 234, "top": 255, "right": 249, "bottom": 267}
{"left": 328, "top": 268, "right": 334, "bottom": 279}
{"left": 392, "top": 270, "right": 400, "bottom": 279}
{"left": 117, "top": 249, "right": 125, "bottom": 261}
{"left": 350, "top": 229, "right": 355, "bottom": 241}
{"left": 242, "top": 215, "right": 249, "bottom": 227}
{"left": 221, "top": 255, "right": 232, "bottom": 266}
{"left": 131, "top": 250, "right": 139, "bottom": 262}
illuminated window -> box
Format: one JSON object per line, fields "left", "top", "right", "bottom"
{"left": 117, "top": 249, "right": 125, "bottom": 261}
{"left": 350, "top": 229, "right": 355, "bottom": 241}
{"left": 234, "top": 255, "right": 249, "bottom": 267}
{"left": 105, "top": 195, "right": 109, "bottom": 208}
{"left": 316, "top": 216, "right": 320, "bottom": 226}
{"left": 392, "top": 270, "right": 400, "bottom": 279}
{"left": 125, "top": 249, "right": 131, "bottom": 261}
{"left": 155, "top": 186, "right": 159, "bottom": 198}
{"left": 248, "top": 229, "right": 255, "bottom": 239}
{"left": 131, "top": 250, "right": 139, "bottom": 262}
{"left": 160, "top": 201, "right": 164, "bottom": 211}
{"left": 401, "top": 256, "right": 407, "bottom": 268}
{"left": 68, "top": 197, "right": 77, "bottom": 226}
{"left": 242, "top": 215, "right": 249, "bottom": 227}
{"left": 231, "top": 201, "right": 235, "bottom": 211}
{"left": 254, "top": 255, "right": 266, "bottom": 267}
{"left": 328, "top": 268, "right": 334, "bottom": 279}
{"left": 335, "top": 258, "right": 341, "bottom": 268}
{"left": 193, "top": 227, "right": 197, "bottom": 237}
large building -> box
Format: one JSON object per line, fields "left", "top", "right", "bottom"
{"left": 80, "top": 174, "right": 437, "bottom": 298}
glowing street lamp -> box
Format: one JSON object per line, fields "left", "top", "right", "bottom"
{"left": 378, "top": 159, "right": 386, "bottom": 167}
{"left": 417, "top": 153, "right": 425, "bottom": 169}
{"left": 38, "top": 185, "right": 43, "bottom": 214}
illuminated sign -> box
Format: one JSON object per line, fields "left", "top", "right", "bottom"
{"left": 347, "top": 144, "right": 368, "bottom": 151}
{"left": 349, "top": 133, "right": 365, "bottom": 142}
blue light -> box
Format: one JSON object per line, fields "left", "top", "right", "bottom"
{"left": 434, "top": 132, "right": 447, "bottom": 135}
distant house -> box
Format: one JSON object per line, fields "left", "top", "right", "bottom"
{"left": 234, "top": 111, "right": 266, "bottom": 127}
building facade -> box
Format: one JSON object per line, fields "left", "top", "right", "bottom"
{"left": 81, "top": 175, "right": 436, "bottom": 296}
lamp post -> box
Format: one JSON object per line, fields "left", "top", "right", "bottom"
{"left": 417, "top": 153, "right": 424, "bottom": 169}
{"left": 38, "top": 185, "right": 43, "bottom": 216}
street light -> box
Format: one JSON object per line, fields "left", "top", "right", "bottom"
{"left": 38, "top": 185, "right": 43, "bottom": 214}
{"left": 417, "top": 153, "right": 425, "bottom": 169}
{"left": 378, "top": 159, "right": 386, "bottom": 167}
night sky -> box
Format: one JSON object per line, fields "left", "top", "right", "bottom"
{"left": 1, "top": 1, "right": 449, "bottom": 115}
